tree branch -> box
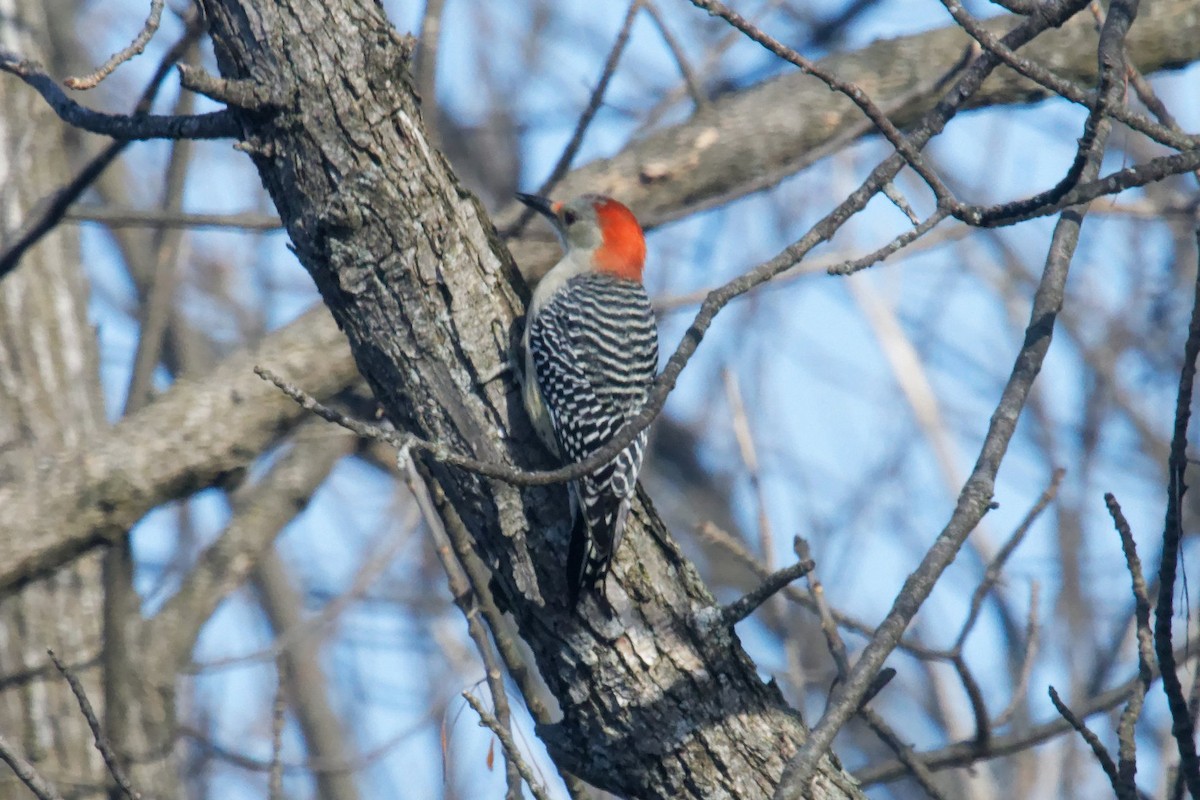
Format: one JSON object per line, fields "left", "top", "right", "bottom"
{"left": 776, "top": 3, "right": 1124, "bottom": 791}
{"left": 0, "top": 308, "right": 358, "bottom": 592}
{"left": 1154, "top": 226, "right": 1200, "bottom": 799}
{"left": 0, "top": 14, "right": 204, "bottom": 280}
{"left": 0, "top": 52, "right": 239, "bottom": 139}
{"left": 1048, "top": 685, "right": 1121, "bottom": 793}
{"left": 63, "top": 0, "right": 164, "bottom": 90}
{"left": 856, "top": 646, "right": 1198, "bottom": 786}
{"left": 48, "top": 651, "right": 140, "bottom": 800}
{"left": 0, "top": 733, "right": 66, "bottom": 800}
{"left": 699, "top": 557, "right": 814, "bottom": 629}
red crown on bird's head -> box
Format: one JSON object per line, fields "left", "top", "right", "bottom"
{"left": 589, "top": 197, "right": 646, "bottom": 282}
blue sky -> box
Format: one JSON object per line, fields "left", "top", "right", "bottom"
{"left": 60, "top": 0, "right": 1200, "bottom": 797}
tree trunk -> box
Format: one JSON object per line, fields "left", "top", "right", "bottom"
{"left": 0, "top": 1, "right": 108, "bottom": 795}
{"left": 195, "top": 1, "right": 861, "bottom": 797}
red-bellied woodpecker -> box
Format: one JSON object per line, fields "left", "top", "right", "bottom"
{"left": 517, "top": 192, "right": 659, "bottom": 609}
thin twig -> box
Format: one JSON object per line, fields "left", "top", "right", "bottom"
{"left": 1106, "top": 493, "right": 1154, "bottom": 800}
{"left": 776, "top": 4, "right": 1121, "bottom": 788}
{"left": 957, "top": 654, "right": 995, "bottom": 747}
{"left": 0, "top": 732, "right": 66, "bottom": 800}
{"left": 1048, "top": 686, "right": 1122, "bottom": 792}
{"left": 182, "top": 716, "right": 426, "bottom": 775}
{"left": 462, "top": 692, "right": 555, "bottom": 800}
{"left": 953, "top": 468, "right": 1064, "bottom": 652}
{"left": 794, "top": 546, "right": 927, "bottom": 792}
{"left": 881, "top": 181, "right": 920, "bottom": 225}
{"left": 255, "top": 365, "right": 641, "bottom": 489}
{"left": 723, "top": 370, "right": 775, "bottom": 570}
{"left": 686, "top": 0, "right": 955, "bottom": 207}
{"left": 400, "top": 453, "right": 526, "bottom": 799}
{"left": 188, "top": 500, "right": 416, "bottom": 673}
{"left": 641, "top": 0, "right": 705, "bottom": 107}
{"left": 269, "top": 660, "right": 286, "bottom": 800}
{"left": 0, "top": 52, "right": 239, "bottom": 140}
{"left": 949, "top": 0, "right": 1130, "bottom": 228}
{"left": 64, "top": 0, "right": 165, "bottom": 89}
{"left": 124, "top": 46, "right": 199, "bottom": 416}
{"left": 0, "top": 13, "right": 204, "bottom": 280}
{"left": 795, "top": 538, "right": 849, "bottom": 678}
{"left": 699, "top": 522, "right": 949, "bottom": 662}
{"left": 992, "top": 582, "right": 1040, "bottom": 728}
{"left": 65, "top": 206, "right": 283, "bottom": 231}
{"left": 48, "top": 651, "right": 141, "bottom": 800}
{"left": 419, "top": 469, "right": 590, "bottom": 799}
{"left": 704, "top": 558, "right": 814, "bottom": 628}
{"left": 1154, "top": 226, "right": 1200, "bottom": 799}
{"left": 647, "top": 41, "right": 975, "bottom": 240}
{"left": 505, "top": 0, "right": 641, "bottom": 238}
{"left": 857, "top": 645, "right": 1200, "bottom": 786}
{"left": 859, "top": 707, "right": 952, "bottom": 800}
{"left": 938, "top": 0, "right": 1196, "bottom": 153}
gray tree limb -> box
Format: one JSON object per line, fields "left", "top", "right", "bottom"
{"left": 0, "top": 307, "right": 358, "bottom": 592}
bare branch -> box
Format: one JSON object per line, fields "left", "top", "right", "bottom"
{"left": 64, "top": 205, "right": 283, "bottom": 231}
{"left": 64, "top": 0, "right": 164, "bottom": 90}
{"left": 269, "top": 662, "right": 286, "bottom": 800}
{"left": 462, "top": 692, "right": 555, "bottom": 800}
{"left": 0, "top": 308, "right": 358, "bottom": 593}
{"left": 1154, "top": 226, "right": 1200, "bottom": 798}
{"left": 776, "top": 4, "right": 1123, "bottom": 789}
{"left": 400, "top": 454, "right": 526, "bottom": 798}
{"left": 147, "top": 420, "right": 355, "bottom": 667}
{"left": 992, "top": 582, "right": 1041, "bottom": 729}
{"left": 965, "top": 145, "right": 1200, "bottom": 229}
{"left": 0, "top": 732, "right": 66, "bottom": 800}
{"left": 416, "top": 463, "right": 589, "bottom": 799}
{"left": 177, "top": 63, "right": 289, "bottom": 109}
{"left": 641, "top": 0, "right": 705, "bottom": 108}
{"left": 1048, "top": 686, "right": 1121, "bottom": 793}
{"left": 1106, "top": 493, "right": 1154, "bottom": 800}
{"left": 723, "top": 370, "right": 775, "bottom": 571}
{"left": 0, "top": 14, "right": 204, "bottom": 280}
{"left": 48, "top": 651, "right": 141, "bottom": 800}
{"left": 192, "top": 507, "right": 418, "bottom": 673}
{"left": 953, "top": 468, "right": 1064, "bottom": 652}
{"left": 795, "top": 538, "right": 849, "bottom": 677}
{"left": 506, "top": 0, "right": 641, "bottom": 238}
{"left": 0, "top": 52, "right": 239, "bottom": 140}
{"left": 857, "top": 647, "right": 1200, "bottom": 786}
{"left": 700, "top": 558, "right": 814, "bottom": 629}
{"left": 938, "top": 0, "right": 1197, "bottom": 153}
{"left": 686, "top": 0, "right": 955, "bottom": 206}
{"left": 859, "top": 707, "right": 952, "bottom": 800}
{"left": 123, "top": 60, "right": 198, "bottom": 416}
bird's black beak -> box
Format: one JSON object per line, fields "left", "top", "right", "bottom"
{"left": 516, "top": 192, "right": 557, "bottom": 221}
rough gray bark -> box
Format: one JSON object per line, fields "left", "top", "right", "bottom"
{"left": 193, "top": 1, "right": 859, "bottom": 796}
{"left": 0, "top": 0, "right": 108, "bottom": 795}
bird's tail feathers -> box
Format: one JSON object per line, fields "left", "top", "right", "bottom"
{"left": 567, "top": 490, "right": 628, "bottom": 612}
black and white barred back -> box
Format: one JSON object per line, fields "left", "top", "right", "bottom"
{"left": 528, "top": 273, "right": 659, "bottom": 607}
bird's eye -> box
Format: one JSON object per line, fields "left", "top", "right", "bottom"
{"left": 562, "top": 209, "right": 578, "bottom": 225}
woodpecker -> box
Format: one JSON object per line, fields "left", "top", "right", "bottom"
{"left": 517, "top": 192, "right": 659, "bottom": 609}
